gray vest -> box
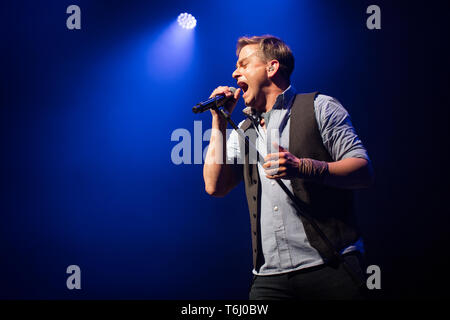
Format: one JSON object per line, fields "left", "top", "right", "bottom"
{"left": 238, "top": 92, "right": 359, "bottom": 269}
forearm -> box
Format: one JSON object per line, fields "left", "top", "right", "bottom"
{"left": 323, "top": 158, "right": 374, "bottom": 189}
{"left": 203, "top": 117, "right": 238, "bottom": 197}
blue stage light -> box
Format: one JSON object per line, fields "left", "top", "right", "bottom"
{"left": 177, "top": 13, "right": 197, "bottom": 29}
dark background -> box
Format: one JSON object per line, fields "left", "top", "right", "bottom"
{"left": 1, "top": 0, "right": 449, "bottom": 299}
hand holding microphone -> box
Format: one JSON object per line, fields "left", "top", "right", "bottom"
{"left": 192, "top": 86, "right": 241, "bottom": 116}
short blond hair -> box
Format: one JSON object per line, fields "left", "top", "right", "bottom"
{"left": 236, "top": 35, "right": 295, "bottom": 81}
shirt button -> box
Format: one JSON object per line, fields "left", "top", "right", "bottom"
{"left": 274, "top": 206, "right": 278, "bottom": 212}
{"left": 271, "top": 181, "right": 275, "bottom": 186}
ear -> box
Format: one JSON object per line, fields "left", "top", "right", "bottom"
{"left": 267, "top": 60, "right": 280, "bottom": 78}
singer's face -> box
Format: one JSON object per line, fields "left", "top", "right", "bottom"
{"left": 232, "top": 44, "right": 270, "bottom": 110}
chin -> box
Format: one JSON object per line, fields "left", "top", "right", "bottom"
{"left": 243, "top": 96, "right": 254, "bottom": 107}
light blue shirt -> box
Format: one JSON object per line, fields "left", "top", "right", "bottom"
{"left": 227, "top": 86, "right": 369, "bottom": 275}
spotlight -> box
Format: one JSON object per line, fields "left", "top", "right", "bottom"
{"left": 177, "top": 13, "right": 197, "bottom": 29}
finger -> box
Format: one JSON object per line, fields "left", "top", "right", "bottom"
{"left": 224, "top": 90, "right": 233, "bottom": 97}
{"left": 223, "top": 88, "right": 237, "bottom": 100}
{"left": 262, "top": 160, "right": 278, "bottom": 169}
{"left": 234, "top": 88, "right": 241, "bottom": 100}
{"left": 223, "top": 87, "right": 234, "bottom": 97}
{"left": 264, "top": 168, "right": 277, "bottom": 176}
{"left": 264, "top": 167, "right": 286, "bottom": 176}
{"left": 272, "top": 141, "right": 288, "bottom": 153}
{"left": 264, "top": 152, "right": 286, "bottom": 162}
{"left": 209, "top": 86, "right": 232, "bottom": 98}
{"left": 209, "top": 87, "right": 224, "bottom": 98}
{"left": 264, "top": 153, "right": 278, "bottom": 162}
{"left": 266, "top": 172, "right": 286, "bottom": 179}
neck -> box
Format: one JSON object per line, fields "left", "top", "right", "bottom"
{"left": 260, "top": 82, "right": 289, "bottom": 113}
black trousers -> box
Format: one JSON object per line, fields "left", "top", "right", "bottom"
{"left": 249, "top": 252, "right": 367, "bottom": 300}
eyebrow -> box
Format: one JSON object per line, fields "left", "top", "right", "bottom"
{"left": 236, "top": 57, "right": 249, "bottom": 69}
{"left": 235, "top": 51, "right": 259, "bottom": 69}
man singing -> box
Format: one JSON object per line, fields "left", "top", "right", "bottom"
{"left": 203, "top": 35, "right": 374, "bottom": 300}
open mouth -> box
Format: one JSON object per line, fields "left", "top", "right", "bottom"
{"left": 237, "top": 81, "right": 249, "bottom": 97}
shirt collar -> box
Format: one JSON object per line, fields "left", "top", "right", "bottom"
{"left": 242, "top": 85, "right": 297, "bottom": 123}
{"left": 272, "top": 85, "right": 297, "bottom": 110}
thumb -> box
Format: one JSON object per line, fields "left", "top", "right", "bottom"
{"left": 234, "top": 88, "right": 241, "bottom": 100}
{"left": 272, "top": 141, "right": 287, "bottom": 152}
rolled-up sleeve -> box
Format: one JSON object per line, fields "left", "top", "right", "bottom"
{"left": 314, "top": 94, "right": 370, "bottom": 162}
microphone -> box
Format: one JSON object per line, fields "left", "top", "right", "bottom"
{"left": 192, "top": 87, "right": 237, "bottom": 114}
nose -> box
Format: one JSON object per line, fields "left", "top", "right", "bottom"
{"left": 232, "top": 68, "right": 240, "bottom": 80}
